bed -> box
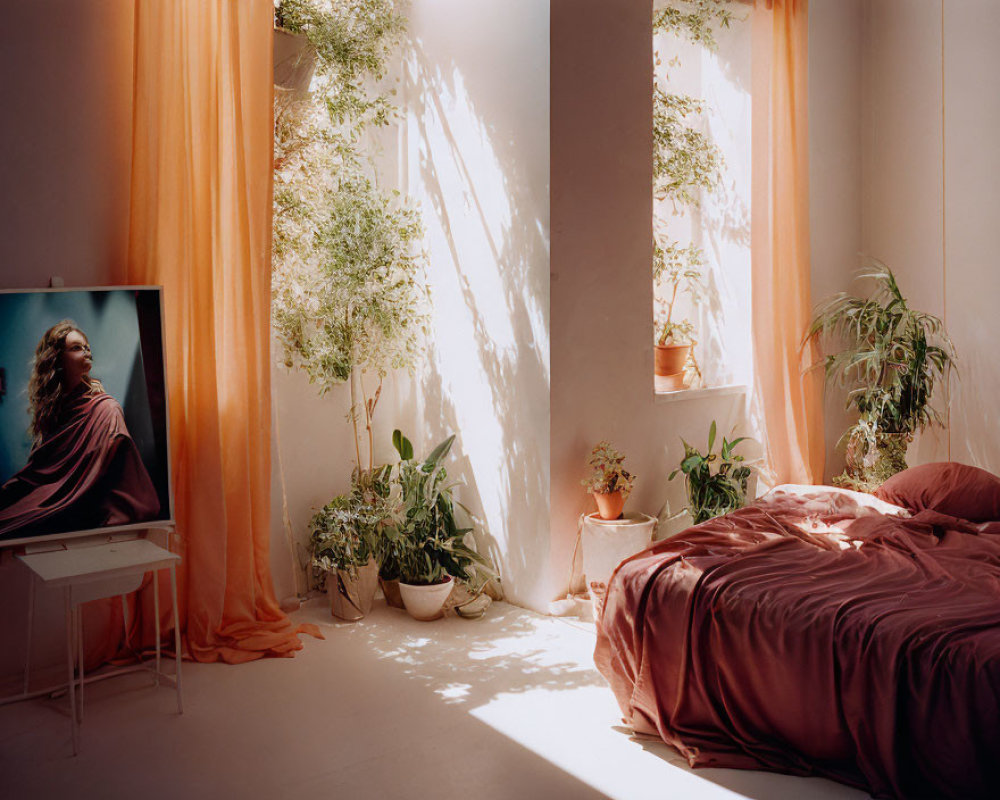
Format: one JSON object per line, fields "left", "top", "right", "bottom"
{"left": 594, "top": 463, "right": 1000, "bottom": 799}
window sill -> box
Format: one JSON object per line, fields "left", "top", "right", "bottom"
{"left": 654, "top": 383, "right": 747, "bottom": 404}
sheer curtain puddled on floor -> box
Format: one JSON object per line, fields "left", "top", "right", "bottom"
{"left": 121, "top": 0, "right": 319, "bottom": 663}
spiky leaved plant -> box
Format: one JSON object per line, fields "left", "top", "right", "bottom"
{"left": 807, "top": 259, "right": 955, "bottom": 489}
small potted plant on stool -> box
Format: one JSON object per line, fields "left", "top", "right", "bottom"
{"left": 581, "top": 441, "right": 635, "bottom": 520}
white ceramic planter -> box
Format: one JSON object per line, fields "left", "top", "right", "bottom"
{"left": 399, "top": 576, "right": 454, "bottom": 621}
{"left": 581, "top": 512, "right": 656, "bottom": 595}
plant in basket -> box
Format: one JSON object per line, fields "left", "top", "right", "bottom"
{"left": 309, "top": 464, "right": 392, "bottom": 621}
{"left": 581, "top": 441, "right": 635, "bottom": 520}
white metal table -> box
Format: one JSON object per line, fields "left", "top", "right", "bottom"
{"left": 16, "top": 537, "right": 182, "bottom": 755}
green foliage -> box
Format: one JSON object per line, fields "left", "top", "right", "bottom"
{"left": 653, "top": 0, "right": 734, "bottom": 49}
{"left": 653, "top": 240, "right": 704, "bottom": 345}
{"left": 277, "top": 0, "right": 404, "bottom": 129}
{"left": 652, "top": 1, "right": 735, "bottom": 364}
{"left": 807, "top": 259, "right": 955, "bottom": 450}
{"left": 669, "top": 421, "right": 752, "bottom": 524}
{"left": 653, "top": 89, "right": 723, "bottom": 207}
{"left": 272, "top": 0, "right": 428, "bottom": 475}
{"left": 273, "top": 176, "right": 427, "bottom": 392}
{"left": 581, "top": 441, "right": 635, "bottom": 497}
{"left": 384, "top": 430, "right": 496, "bottom": 588}
{"left": 309, "top": 463, "right": 392, "bottom": 578}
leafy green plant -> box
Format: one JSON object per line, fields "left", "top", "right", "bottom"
{"left": 308, "top": 463, "right": 392, "bottom": 579}
{"left": 651, "top": 1, "right": 733, "bottom": 379}
{"left": 669, "top": 421, "right": 752, "bottom": 524}
{"left": 272, "top": 1, "right": 429, "bottom": 479}
{"left": 654, "top": 0, "right": 734, "bottom": 50}
{"left": 807, "top": 260, "right": 955, "bottom": 487}
{"left": 653, "top": 89, "right": 723, "bottom": 208}
{"left": 581, "top": 441, "right": 635, "bottom": 496}
{"left": 276, "top": 0, "right": 403, "bottom": 130}
{"left": 385, "top": 430, "right": 496, "bottom": 589}
{"left": 653, "top": 240, "right": 704, "bottom": 347}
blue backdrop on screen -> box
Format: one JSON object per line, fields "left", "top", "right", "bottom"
{"left": 0, "top": 289, "right": 172, "bottom": 540}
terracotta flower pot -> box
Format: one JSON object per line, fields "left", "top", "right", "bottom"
{"left": 654, "top": 343, "right": 691, "bottom": 377}
{"left": 327, "top": 557, "right": 378, "bottom": 622}
{"left": 593, "top": 490, "right": 625, "bottom": 520}
{"left": 400, "top": 575, "right": 455, "bottom": 621}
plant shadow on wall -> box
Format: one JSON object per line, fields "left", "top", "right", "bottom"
{"left": 398, "top": 12, "right": 550, "bottom": 606}
{"left": 653, "top": 0, "right": 751, "bottom": 390}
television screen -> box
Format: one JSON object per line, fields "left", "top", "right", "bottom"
{"left": 0, "top": 288, "right": 173, "bottom": 545}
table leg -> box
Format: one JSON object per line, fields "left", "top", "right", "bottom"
{"left": 65, "top": 588, "right": 78, "bottom": 756}
{"left": 77, "top": 604, "right": 84, "bottom": 724}
{"left": 24, "top": 575, "right": 34, "bottom": 696}
{"left": 153, "top": 570, "right": 161, "bottom": 687}
{"left": 121, "top": 593, "right": 130, "bottom": 649}
{"left": 170, "top": 564, "right": 182, "bottom": 715}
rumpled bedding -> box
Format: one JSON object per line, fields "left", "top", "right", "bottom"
{"left": 594, "top": 485, "right": 1000, "bottom": 799}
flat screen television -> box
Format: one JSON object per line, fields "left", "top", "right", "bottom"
{"left": 0, "top": 287, "right": 173, "bottom": 546}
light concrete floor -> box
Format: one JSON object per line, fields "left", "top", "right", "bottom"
{"left": 0, "top": 597, "right": 870, "bottom": 800}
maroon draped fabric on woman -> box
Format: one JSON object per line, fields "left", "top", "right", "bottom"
{"left": 0, "top": 386, "right": 160, "bottom": 539}
{"left": 595, "top": 486, "right": 1000, "bottom": 799}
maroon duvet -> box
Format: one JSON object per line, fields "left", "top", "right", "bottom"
{"left": 594, "top": 485, "right": 1000, "bottom": 799}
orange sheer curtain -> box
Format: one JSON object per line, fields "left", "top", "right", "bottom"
{"left": 750, "top": 0, "right": 825, "bottom": 486}
{"left": 123, "top": 0, "right": 318, "bottom": 662}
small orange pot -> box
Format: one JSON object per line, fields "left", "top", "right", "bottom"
{"left": 654, "top": 343, "right": 691, "bottom": 377}
{"left": 593, "top": 490, "right": 625, "bottom": 520}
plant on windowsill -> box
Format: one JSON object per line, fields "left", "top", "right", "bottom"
{"left": 806, "top": 259, "right": 955, "bottom": 492}
{"left": 652, "top": 1, "right": 733, "bottom": 389}
{"left": 669, "top": 420, "right": 752, "bottom": 524}
{"left": 385, "top": 430, "right": 498, "bottom": 621}
{"left": 653, "top": 240, "right": 705, "bottom": 386}
{"left": 581, "top": 441, "right": 636, "bottom": 521}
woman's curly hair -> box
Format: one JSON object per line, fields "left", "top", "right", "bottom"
{"left": 28, "top": 320, "right": 103, "bottom": 445}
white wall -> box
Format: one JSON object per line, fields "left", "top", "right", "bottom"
{"left": 551, "top": 0, "right": 752, "bottom": 606}
{"left": 860, "top": 0, "right": 1000, "bottom": 472}
{"left": 810, "top": 0, "right": 1000, "bottom": 476}
{"left": 940, "top": 2, "right": 1000, "bottom": 471}
{"left": 861, "top": 0, "right": 947, "bottom": 466}
{"left": 399, "top": 0, "right": 552, "bottom": 611}
{"left": 0, "top": 1, "right": 135, "bottom": 679}
{"left": 808, "top": 0, "right": 864, "bottom": 482}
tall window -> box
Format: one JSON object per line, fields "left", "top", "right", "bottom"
{"left": 652, "top": 2, "right": 751, "bottom": 392}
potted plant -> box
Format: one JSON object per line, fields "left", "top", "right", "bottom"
{"left": 387, "top": 430, "right": 496, "bottom": 621}
{"left": 273, "top": 2, "right": 317, "bottom": 95}
{"left": 669, "top": 421, "right": 752, "bottom": 524}
{"left": 271, "top": 0, "right": 425, "bottom": 598}
{"left": 581, "top": 441, "right": 635, "bottom": 520}
{"left": 309, "top": 468, "right": 390, "bottom": 621}
{"left": 651, "top": 4, "right": 730, "bottom": 388}
{"left": 653, "top": 240, "right": 704, "bottom": 385}
{"left": 807, "top": 260, "right": 955, "bottom": 491}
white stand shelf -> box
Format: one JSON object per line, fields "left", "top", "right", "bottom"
{"left": 15, "top": 537, "right": 182, "bottom": 755}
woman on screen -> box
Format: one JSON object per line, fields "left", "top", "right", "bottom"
{"left": 0, "top": 321, "right": 160, "bottom": 539}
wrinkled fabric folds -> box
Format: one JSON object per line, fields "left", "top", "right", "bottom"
{"left": 118, "top": 0, "right": 320, "bottom": 664}
{"left": 595, "top": 485, "right": 1000, "bottom": 799}
{"left": 0, "top": 389, "right": 159, "bottom": 539}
